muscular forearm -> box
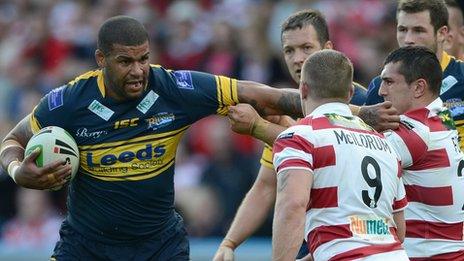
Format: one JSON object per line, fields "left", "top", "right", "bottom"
{"left": 237, "top": 81, "right": 303, "bottom": 118}
{"left": 252, "top": 119, "right": 287, "bottom": 146}
{"left": 224, "top": 170, "right": 276, "bottom": 247}
{"left": 272, "top": 199, "right": 306, "bottom": 261}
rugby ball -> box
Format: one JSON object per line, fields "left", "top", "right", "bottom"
{"left": 25, "top": 126, "right": 80, "bottom": 188}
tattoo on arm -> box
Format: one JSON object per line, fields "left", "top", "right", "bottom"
{"left": 277, "top": 92, "right": 302, "bottom": 118}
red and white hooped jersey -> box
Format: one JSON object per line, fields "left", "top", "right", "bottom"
{"left": 273, "top": 102, "right": 408, "bottom": 261}
{"left": 384, "top": 98, "right": 464, "bottom": 259}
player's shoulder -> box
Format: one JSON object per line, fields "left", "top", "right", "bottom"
{"left": 353, "top": 81, "right": 367, "bottom": 91}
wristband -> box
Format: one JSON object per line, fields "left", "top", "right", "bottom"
{"left": 7, "top": 160, "right": 20, "bottom": 183}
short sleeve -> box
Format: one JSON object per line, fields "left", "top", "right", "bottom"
{"left": 156, "top": 67, "right": 239, "bottom": 121}
{"left": 272, "top": 127, "right": 314, "bottom": 174}
{"left": 30, "top": 85, "right": 73, "bottom": 134}
{"left": 393, "top": 175, "right": 408, "bottom": 212}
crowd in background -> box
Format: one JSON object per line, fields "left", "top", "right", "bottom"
{"left": 0, "top": 0, "right": 399, "bottom": 252}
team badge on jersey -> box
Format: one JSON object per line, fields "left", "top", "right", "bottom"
{"left": 173, "top": 71, "right": 194, "bottom": 90}
{"left": 48, "top": 86, "right": 65, "bottom": 111}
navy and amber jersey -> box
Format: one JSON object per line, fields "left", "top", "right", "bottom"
{"left": 30, "top": 65, "right": 238, "bottom": 243}
{"left": 365, "top": 52, "right": 464, "bottom": 149}
{"left": 260, "top": 82, "right": 367, "bottom": 169}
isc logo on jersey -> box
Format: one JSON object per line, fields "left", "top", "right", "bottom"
{"left": 86, "top": 144, "right": 166, "bottom": 168}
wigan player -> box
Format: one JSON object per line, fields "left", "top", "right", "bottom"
{"left": 272, "top": 50, "right": 408, "bottom": 261}
{"left": 366, "top": 0, "right": 464, "bottom": 150}
{"left": 380, "top": 46, "right": 464, "bottom": 259}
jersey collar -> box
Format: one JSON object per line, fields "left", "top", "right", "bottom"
{"left": 97, "top": 70, "right": 106, "bottom": 97}
{"left": 440, "top": 52, "right": 452, "bottom": 72}
{"left": 309, "top": 102, "right": 352, "bottom": 117}
{"left": 425, "top": 97, "right": 445, "bottom": 115}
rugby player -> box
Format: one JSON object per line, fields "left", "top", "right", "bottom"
{"left": 0, "top": 15, "right": 307, "bottom": 260}
{"left": 365, "top": 0, "right": 464, "bottom": 149}
{"left": 445, "top": 0, "right": 464, "bottom": 59}
{"left": 213, "top": 10, "right": 399, "bottom": 260}
{"left": 380, "top": 46, "right": 464, "bottom": 259}
{"left": 272, "top": 49, "right": 408, "bottom": 260}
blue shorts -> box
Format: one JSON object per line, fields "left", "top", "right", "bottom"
{"left": 50, "top": 218, "right": 189, "bottom": 261}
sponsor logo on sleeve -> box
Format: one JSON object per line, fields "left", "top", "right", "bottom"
{"left": 277, "top": 132, "right": 294, "bottom": 139}
{"left": 88, "top": 100, "right": 114, "bottom": 121}
{"left": 48, "top": 86, "right": 65, "bottom": 111}
{"left": 173, "top": 71, "right": 194, "bottom": 90}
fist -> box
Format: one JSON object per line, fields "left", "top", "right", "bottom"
{"left": 228, "top": 104, "right": 261, "bottom": 135}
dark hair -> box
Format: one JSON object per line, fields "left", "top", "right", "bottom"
{"left": 302, "top": 49, "right": 353, "bottom": 100}
{"left": 281, "top": 9, "right": 330, "bottom": 46}
{"left": 397, "top": 0, "right": 449, "bottom": 32}
{"left": 446, "top": 0, "right": 464, "bottom": 22}
{"left": 97, "top": 15, "right": 149, "bottom": 55}
{"left": 384, "top": 46, "right": 442, "bottom": 95}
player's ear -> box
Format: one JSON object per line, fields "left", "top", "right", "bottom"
{"left": 323, "top": 40, "right": 333, "bottom": 50}
{"left": 413, "top": 78, "right": 427, "bottom": 98}
{"left": 95, "top": 49, "right": 106, "bottom": 68}
{"left": 436, "top": 25, "right": 448, "bottom": 44}
{"left": 300, "top": 81, "right": 310, "bottom": 100}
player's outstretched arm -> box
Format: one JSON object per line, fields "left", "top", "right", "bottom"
{"left": 228, "top": 104, "right": 291, "bottom": 145}
{"left": 0, "top": 115, "right": 70, "bottom": 189}
{"left": 237, "top": 80, "right": 302, "bottom": 118}
{"left": 273, "top": 169, "right": 312, "bottom": 261}
{"left": 213, "top": 165, "right": 278, "bottom": 261}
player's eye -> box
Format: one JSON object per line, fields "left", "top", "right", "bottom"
{"left": 284, "top": 49, "right": 294, "bottom": 55}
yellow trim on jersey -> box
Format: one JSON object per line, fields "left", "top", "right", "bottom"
{"left": 96, "top": 71, "right": 105, "bottom": 97}
{"left": 353, "top": 81, "right": 367, "bottom": 90}
{"left": 441, "top": 52, "right": 451, "bottom": 71}
{"left": 260, "top": 143, "right": 274, "bottom": 169}
{"left": 80, "top": 126, "right": 189, "bottom": 181}
{"left": 150, "top": 64, "right": 162, "bottom": 68}
{"left": 30, "top": 107, "right": 42, "bottom": 134}
{"left": 215, "top": 76, "right": 238, "bottom": 115}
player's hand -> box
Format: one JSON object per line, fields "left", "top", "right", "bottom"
{"left": 358, "top": 101, "right": 400, "bottom": 132}
{"left": 13, "top": 148, "right": 71, "bottom": 190}
{"left": 228, "top": 104, "right": 262, "bottom": 135}
{"left": 213, "top": 245, "right": 234, "bottom": 261}
{"left": 265, "top": 115, "right": 296, "bottom": 128}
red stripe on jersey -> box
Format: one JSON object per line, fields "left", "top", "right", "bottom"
{"left": 397, "top": 161, "right": 403, "bottom": 178}
{"left": 409, "top": 250, "right": 464, "bottom": 260}
{"left": 427, "top": 116, "right": 448, "bottom": 132}
{"left": 273, "top": 134, "right": 314, "bottom": 154}
{"left": 406, "top": 220, "right": 463, "bottom": 240}
{"left": 308, "top": 187, "right": 338, "bottom": 210}
{"left": 408, "top": 148, "right": 450, "bottom": 170}
{"left": 307, "top": 224, "right": 352, "bottom": 253}
{"left": 404, "top": 107, "right": 429, "bottom": 124}
{"left": 310, "top": 117, "right": 385, "bottom": 138}
{"left": 393, "top": 197, "right": 408, "bottom": 211}
{"left": 393, "top": 123, "right": 428, "bottom": 164}
{"left": 313, "top": 145, "right": 336, "bottom": 169}
{"left": 328, "top": 241, "right": 404, "bottom": 261}
{"left": 276, "top": 159, "right": 312, "bottom": 173}
{"left": 404, "top": 184, "right": 453, "bottom": 206}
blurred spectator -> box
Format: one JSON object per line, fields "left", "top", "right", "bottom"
{"left": 0, "top": 188, "right": 62, "bottom": 251}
